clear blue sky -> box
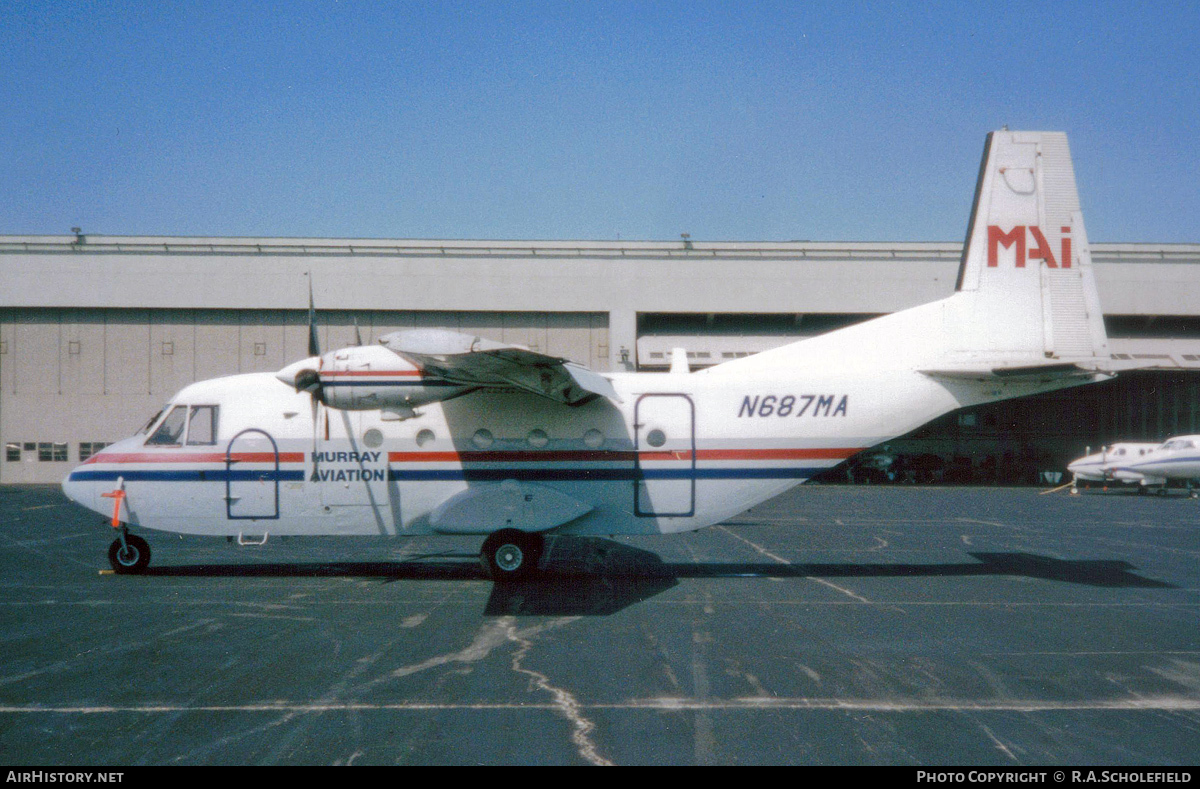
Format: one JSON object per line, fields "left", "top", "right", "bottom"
{"left": 3, "top": 0, "right": 1197, "bottom": 242}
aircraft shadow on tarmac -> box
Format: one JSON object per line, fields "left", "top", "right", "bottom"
{"left": 143, "top": 536, "right": 1172, "bottom": 617}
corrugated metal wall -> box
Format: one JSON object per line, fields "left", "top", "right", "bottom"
{"left": 0, "top": 308, "right": 608, "bottom": 483}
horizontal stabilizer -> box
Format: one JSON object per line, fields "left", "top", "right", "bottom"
{"left": 920, "top": 360, "right": 1113, "bottom": 382}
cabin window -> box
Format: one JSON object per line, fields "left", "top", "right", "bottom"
{"left": 583, "top": 429, "right": 604, "bottom": 449}
{"left": 472, "top": 429, "right": 494, "bottom": 449}
{"left": 186, "top": 406, "right": 219, "bottom": 446}
{"left": 527, "top": 429, "right": 549, "bottom": 448}
{"left": 147, "top": 405, "right": 187, "bottom": 446}
{"left": 6, "top": 443, "right": 21, "bottom": 462}
{"left": 646, "top": 429, "right": 667, "bottom": 448}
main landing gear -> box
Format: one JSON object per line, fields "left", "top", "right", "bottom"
{"left": 479, "top": 528, "right": 544, "bottom": 582}
{"left": 108, "top": 530, "right": 151, "bottom": 574}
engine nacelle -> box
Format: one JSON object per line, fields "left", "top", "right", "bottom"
{"left": 276, "top": 344, "right": 472, "bottom": 415}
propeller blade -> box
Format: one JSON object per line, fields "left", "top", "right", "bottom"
{"left": 307, "top": 275, "right": 320, "bottom": 358}
{"left": 310, "top": 395, "right": 321, "bottom": 482}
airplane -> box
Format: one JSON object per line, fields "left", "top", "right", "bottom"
{"left": 1066, "top": 442, "right": 1162, "bottom": 491}
{"left": 63, "top": 130, "right": 1117, "bottom": 580}
{"left": 1109, "top": 435, "right": 1200, "bottom": 496}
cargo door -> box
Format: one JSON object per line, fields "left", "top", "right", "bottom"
{"left": 634, "top": 394, "right": 695, "bottom": 517}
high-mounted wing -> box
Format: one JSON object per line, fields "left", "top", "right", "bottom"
{"left": 378, "top": 329, "right": 622, "bottom": 405}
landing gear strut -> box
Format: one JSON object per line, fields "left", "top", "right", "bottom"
{"left": 108, "top": 530, "right": 151, "bottom": 574}
{"left": 480, "top": 529, "right": 544, "bottom": 582}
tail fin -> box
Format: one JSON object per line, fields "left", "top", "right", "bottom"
{"left": 946, "top": 131, "right": 1109, "bottom": 366}
{"left": 707, "top": 130, "right": 1109, "bottom": 378}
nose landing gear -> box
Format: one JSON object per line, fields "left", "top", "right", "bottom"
{"left": 108, "top": 530, "right": 151, "bottom": 574}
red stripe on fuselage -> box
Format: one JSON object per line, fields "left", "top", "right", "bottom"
{"left": 319, "top": 370, "right": 422, "bottom": 377}
{"left": 386, "top": 447, "right": 860, "bottom": 463}
{"left": 84, "top": 452, "right": 307, "bottom": 465}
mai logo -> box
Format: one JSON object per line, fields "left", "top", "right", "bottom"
{"left": 987, "top": 225, "right": 1073, "bottom": 268}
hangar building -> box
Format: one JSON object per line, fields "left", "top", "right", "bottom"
{"left": 3, "top": 233, "right": 1200, "bottom": 484}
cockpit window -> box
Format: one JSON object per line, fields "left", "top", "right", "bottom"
{"left": 138, "top": 407, "right": 167, "bottom": 435}
{"left": 146, "top": 406, "right": 187, "bottom": 446}
{"left": 186, "top": 406, "right": 219, "bottom": 446}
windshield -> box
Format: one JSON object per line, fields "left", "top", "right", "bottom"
{"left": 137, "top": 407, "right": 168, "bottom": 435}
{"left": 145, "top": 405, "right": 187, "bottom": 446}
{"left": 142, "top": 404, "right": 220, "bottom": 446}
{"left": 136, "top": 405, "right": 166, "bottom": 436}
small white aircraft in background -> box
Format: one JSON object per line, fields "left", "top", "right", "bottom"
{"left": 63, "top": 130, "right": 1117, "bottom": 579}
{"left": 1067, "top": 442, "right": 1162, "bottom": 491}
{"left": 1112, "top": 436, "right": 1200, "bottom": 496}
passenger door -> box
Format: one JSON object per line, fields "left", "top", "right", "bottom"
{"left": 225, "top": 428, "right": 280, "bottom": 520}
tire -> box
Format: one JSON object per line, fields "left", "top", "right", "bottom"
{"left": 108, "top": 534, "right": 151, "bottom": 574}
{"left": 480, "top": 529, "right": 544, "bottom": 582}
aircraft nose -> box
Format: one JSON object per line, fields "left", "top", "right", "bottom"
{"left": 61, "top": 468, "right": 87, "bottom": 507}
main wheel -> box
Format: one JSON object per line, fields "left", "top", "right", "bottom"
{"left": 108, "top": 534, "right": 151, "bottom": 574}
{"left": 480, "top": 529, "right": 544, "bottom": 582}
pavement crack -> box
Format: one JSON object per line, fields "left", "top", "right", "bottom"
{"left": 504, "top": 617, "right": 613, "bottom": 767}
{"left": 979, "top": 723, "right": 1019, "bottom": 761}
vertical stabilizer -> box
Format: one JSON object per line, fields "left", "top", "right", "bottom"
{"left": 706, "top": 130, "right": 1110, "bottom": 379}
{"left": 948, "top": 131, "right": 1108, "bottom": 365}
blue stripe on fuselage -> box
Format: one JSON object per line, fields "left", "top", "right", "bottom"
{"left": 68, "top": 466, "right": 826, "bottom": 483}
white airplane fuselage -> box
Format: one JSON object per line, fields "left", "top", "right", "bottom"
{"left": 64, "top": 362, "right": 1062, "bottom": 539}
{"left": 1066, "top": 442, "right": 1162, "bottom": 484}
{"left": 1119, "top": 435, "right": 1200, "bottom": 486}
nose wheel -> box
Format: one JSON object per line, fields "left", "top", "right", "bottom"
{"left": 480, "top": 529, "right": 544, "bottom": 581}
{"left": 108, "top": 533, "right": 151, "bottom": 574}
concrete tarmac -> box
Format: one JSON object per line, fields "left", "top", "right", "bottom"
{"left": 1, "top": 483, "right": 1198, "bottom": 766}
